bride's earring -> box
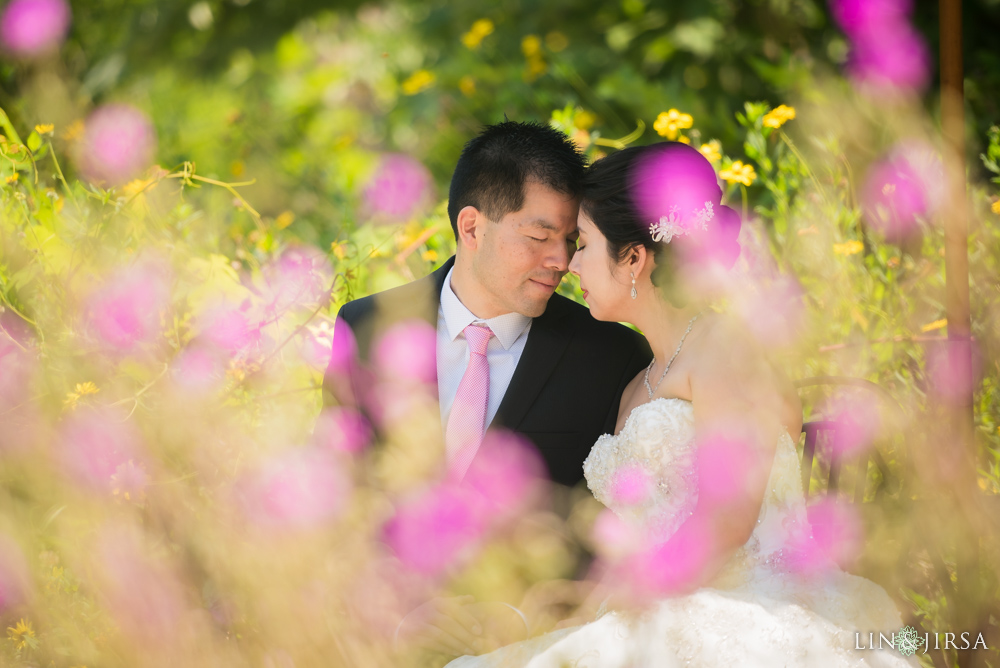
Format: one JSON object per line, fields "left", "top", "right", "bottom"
{"left": 630, "top": 272, "right": 637, "bottom": 300}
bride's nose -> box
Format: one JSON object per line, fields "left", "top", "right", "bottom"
{"left": 568, "top": 248, "right": 581, "bottom": 276}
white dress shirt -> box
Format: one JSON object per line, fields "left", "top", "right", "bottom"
{"left": 437, "top": 267, "right": 532, "bottom": 459}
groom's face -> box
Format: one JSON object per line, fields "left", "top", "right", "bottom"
{"left": 473, "top": 181, "right": 578, "bottom": 318}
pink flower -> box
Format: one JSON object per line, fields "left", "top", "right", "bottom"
{"left": 862, "top": 145, "right": 941, "bottom": 241}
{"left": 632, "top": 142, "right": 723, "bottom": 235}
{"left": 78, "top": 104, "right": 157, "bottom": 186}
{"left": 0, "top": 535, "right": 30, "bottom": 612}
{"left": 785, "top": 499, "right": 863, "bottom": 575}
{"left": 199, "top": 303, "right": 259, "bottom": 352}
{"left": 262, "top": 245, "right": 332, "bottom": 312}
{"left": 925, "top": 340, "right": 981, "bottom": 404}
{"left": 846, "top": 24, "right": 930, "bottom": 92}
{"left": 95, "top": 525, "right": 186, "bottom": 642}
{"left": 373, "top": 319, "right": 437, "bottom": 385}
{"left": 311, "top": 407, "right": 372, "bottom": 454}
{"left": 170, "top": 345, "right": 225, "bottom": 393}
{"left": 829, "top": 0, "right": 912, "bottom": 37}
{"left": 87, "top": 259, "right": 171, "bottom": 351}
{"left": 621, "top": 516, "right": 715, "bottom": 597}
{"left": 57, "top": 408, "right": 144, "bottom": 490}
{"left": 326, "top": 316, "right": 358, "bottom": 377}
{"left": 825, "top": 395, "right": 882, "bottom": 457}
{"left": 363, "top": 154, "right": 433, "bottom": 220}
{"left": 590, "top": 508, "right": 644, "bottom": 559}
{"left": 0, "top": 0, "right": 70, "bottom": 56}
{"left": 383, "top": 483, "right": 486, "bottom": 576}
{"left": 734, "top": 276, "right": 805, "bottom": 349}
{"left": 462, "top": 429, "right": 545, "bottom": 517}
{"left": 607, "top": 464, "right": 654, "bottom": 506}
{"left": 237, "top": 448, "right": 349, "bottom": 530}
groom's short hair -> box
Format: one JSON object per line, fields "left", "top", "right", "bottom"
{"left": 447, "top": 120, "right": 585, "bottom": 236}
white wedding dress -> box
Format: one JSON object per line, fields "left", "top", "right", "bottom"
{"left": 448, "top": 398, "right": 918, "bottom": 667}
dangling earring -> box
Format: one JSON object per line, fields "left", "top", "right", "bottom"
{"left": 630, "top": 272, "right": 637, "bottom": 300}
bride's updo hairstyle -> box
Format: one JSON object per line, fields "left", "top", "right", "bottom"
{"left": 580, "top": 142, "right": 741, "bottom": 294}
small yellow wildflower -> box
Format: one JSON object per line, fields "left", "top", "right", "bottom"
{"left": 524, "top": 56, "right": 547, "bottom": 81}
{"left": 458, "top": 75, "right": 476, "bottom": 97}
{"left": 698, "top": 139, "right": 722, "bottom": 163}
{"left": 331, "top": 241, "right": 348, "bottom": 260}
{"left": 719, "top": 160, "right": 757, "bottom": 187}
{"left": 275, "top": 210, "right": 295, "bottom": 230}
{"left": 991, "top": 199, "right": 1000, "bottom": 215}
{"left": 75, "top": 382, "right": 100, "bottom": 396}
{"left": 461, "top": 18, "right": 494, "bottom": 50}
{"left": 401, "top": 69, "right": 435, "bottom": 95}
{"left": 653, "top": 109, "right": 693, "bottom": 140}
{"left": 521, "top": 34, "right": 542, "bottom": 58}
{"left": 5, "top": 172, "right": 19, "bottom": 184}
{"left": 920, "top": 318, "right": 947, "bottom": 333}
{"left": 421, "top": 249, "right": 439, "bottom": 263}
{"left": 230, "top": 160, "right": 245, "bottom": 178}
{"left": 62, "top": 119, "right": 84, "bottom": 142}
{"left": 121, "top": 178, "right": 151, "bottom": 198}
{"left": 833, "top": 240, "right": 864, "bottom": 256}
{"left": 545, "top": 31, "right": 569, "bottom": 52}
{"left": 763, "top": 104, "right": 796, "bottom": 129}
{"left": 678, "top": 135, "right": 691, "bottom": 145}
{"left": 7, "top": 619, "right": 36, "bottom": 651}
{"left": 35, "top": 124, "right": 54, "bottom": 135}
{"left": 573, "top": 108, "right": 597, "bottom": 131}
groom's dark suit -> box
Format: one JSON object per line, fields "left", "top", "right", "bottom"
{"left": 323, "top": 256, "right": 651, "bottom": 487}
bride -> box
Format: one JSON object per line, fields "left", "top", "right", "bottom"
{"left": 447, "top": 142, "right": 918, "bottom": 667}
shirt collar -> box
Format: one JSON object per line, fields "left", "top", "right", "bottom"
{"left": 439, "top": 267, "right": 532, "bottom": 351}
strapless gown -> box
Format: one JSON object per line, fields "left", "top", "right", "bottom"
{"left": 447, "top": 398, "right": 919, "bottom": 667}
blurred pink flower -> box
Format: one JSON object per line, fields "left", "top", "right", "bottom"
{"left": 607, "top": 463, "right": 654, "bottom": 506}
{"left": 110, "top": 459, "right": 149, "bottom": 502}
{"left": 925, "top": 340, "right": 981, "bottom": 404}
{"left": 829, "top": 0, "right": 912, "bottom": 37}
{"left": 462, "top": 429, "right": 545, "bottom": 516}
{"left": 373, "top": 319, "right": 437, "bottom": 385}
{"left": 237, "top": 448, "right": 349, "bottom": 530}
{"left": 199, "top": 303, "right": 259, "bottom": 352}
{"left": 591, "top": 508, "right": 644, "bottom": 560}
{"left": 78, "top": 104, "right": 157, "bottom": 186}
{"left": 87, "top": 259, "right": 171, "bottom": 351}
{"left": 622, "top": 516, "right": 714, "bottom": 596}
{"left": 695, "top": 436, "right": 756, "bottom": 506}
{"left": 862, "top": 146, "right": 940, "bottom": 241}
{"left": 0, "top": 535, "right": 30, "bottom": 612}
{"left": 311, "top": 407, "right": 372, "bottom": 454}
{"left": 363, "top": 154, "right": 433, "bottom": 220}
{"left": 58, "top": 408, "right": 143, "bottom": 490}
{"left": 95, "top": 525, "right": 186, "bottom": 641}
{"left": 0, "top": 0, "right": 70, "bottom": 56}
{"left": 785, "top": 499, "right": 863, "bottom": 575}
{"left": 383, "top": 483, "right": 486, "bottom": 576}
{"left": 170, "top": 345, "right": 225, "bottom": 393}
{"left": 826, "top": 395, "right": 882, "bottom": 457}
{"left": 262, "top": 245, "right": 332, "bottom": 312}
{"left": 326, "top": 316, "right": 358, "bottom": 377}
{"left": 734, "top": 276, "right": 805, "bottom": 348}
{"left": 632, "top": 142, "right": 723, "bottom": 234}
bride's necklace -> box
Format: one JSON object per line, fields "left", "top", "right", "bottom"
{"left": 643, "top": 310, "right": 705, "bottom": 399}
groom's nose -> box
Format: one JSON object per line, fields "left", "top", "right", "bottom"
{"left": 544, "top": 238, "right": 572, "bottom": 273}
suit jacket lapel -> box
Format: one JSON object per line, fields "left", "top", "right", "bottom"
{"left": 492, "top": 299, "right": 573, "bottom": 431}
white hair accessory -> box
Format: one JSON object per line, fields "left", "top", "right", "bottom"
{"left": 649, "top": 201, "right": 714, "bottom": 243}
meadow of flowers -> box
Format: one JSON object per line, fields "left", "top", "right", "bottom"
{"left": 1, "top": 0, "right": 999, "bottom": 666}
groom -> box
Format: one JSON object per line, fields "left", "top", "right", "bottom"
{"left": 323, "top": 120, "right": 651, "bottom": 488}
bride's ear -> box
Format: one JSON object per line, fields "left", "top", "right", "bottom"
{"left": 627, "top": 244, "right": 649, "bottom": 277}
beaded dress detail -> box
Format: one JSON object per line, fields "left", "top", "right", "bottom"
{"left": 448, "top": 399, "right": 919, "bottom": 668}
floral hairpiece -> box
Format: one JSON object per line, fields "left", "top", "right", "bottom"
{"left": 649, "top": 201, "right": 714, "bottom": 243}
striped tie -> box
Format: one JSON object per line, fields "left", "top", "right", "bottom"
{"left": 447, "top": 324, "right": 493, "bottom": 479}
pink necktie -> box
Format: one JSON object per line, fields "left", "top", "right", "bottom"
{"left": 447, "top": 324, "right": 493, "bottom": 479}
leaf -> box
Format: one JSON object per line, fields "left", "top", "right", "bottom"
{"left": 26, "top": 130, "right": 41, "bottom": 153}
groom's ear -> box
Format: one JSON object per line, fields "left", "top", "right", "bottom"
{"left": 455, "top": 205, "right": 483, "bottom": 251}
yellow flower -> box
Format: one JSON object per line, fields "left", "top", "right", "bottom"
{"left": 461, "top": 18, "right": 494, "bottom": 50}
{"left": 524, "top": 56, "right": 547, "bottom": 81}
{"left": 653, "top": 109, "right": 693, "bottom": 140}
{"left": 572, "top": 128, "right": 591, "bottom": 150}
{"left": 75, "top": 382, "right": 100, "bottom": 396}
{"left": 458, "top": 75, "right": 476, "bottom": 97}
{"left": 421, "top": 249, "right": 438, "bottom": 263}
{"left": 992, "top": 199, "right": 1000, "bottom": 215}
{"left": 401, "top": 69, "right": 435, "bottom": 95}
{"left": 521, "top": 34, "right": 542, "bottom": 58}
{"left": 573, "top": 108, "right": 597, "bottom": 130}
{"left": 275, "top": 210, "right": 295, "bottom": 229}
{"left": 545, "top": 31, "right": 569, "bottom": 52}
{"left": 62, "top": 119, "right": 84, "bottom": 142}
{"left": 833, "top": 240, "right": 864, "bottom": 256}
{"left": 5, "top": 172, "right": 19, "bottom": 184}
{"left": 35, "top": 124, "right": 54, "bottom": 135}
{"left": 230, "top": 160, "right": 245, "bottom": 178}
{"left": 7, "top": 619, "right": 36, "bottom": 651}
{"left": 122, "top": 178, "right": 152, "bottom": 198}
{"left": 719, "top": 160, "right": 756, "bottom": 187}
{"left": 763, "top": 104, "right": 796, "bottom": 129}
{"left": 920, "top": 318, "right": 947, "bottom": 333}
{"left": 698, "top": 139, "right": 722, "bottom": 163}
{"left": 331, "top": 241, "right": 348, "bottom": 260}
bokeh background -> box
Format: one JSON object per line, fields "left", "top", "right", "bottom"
{"left": 1, "top": 0, "right": 1000, "bottom": 666}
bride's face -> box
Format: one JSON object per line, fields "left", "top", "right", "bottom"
{"left": 568, "top": 213, "right": 631, "bottom": 322}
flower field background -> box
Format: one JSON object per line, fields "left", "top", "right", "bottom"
{"left": 1, "top": 0, "right": 1000, "bottom": 666}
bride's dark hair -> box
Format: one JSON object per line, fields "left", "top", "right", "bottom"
{"left": 580, "top": 145, "right": 676, "bottom": 290}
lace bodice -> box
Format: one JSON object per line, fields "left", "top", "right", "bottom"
{"left": 583, "top": 398, "right": 809, "bottom": 587}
